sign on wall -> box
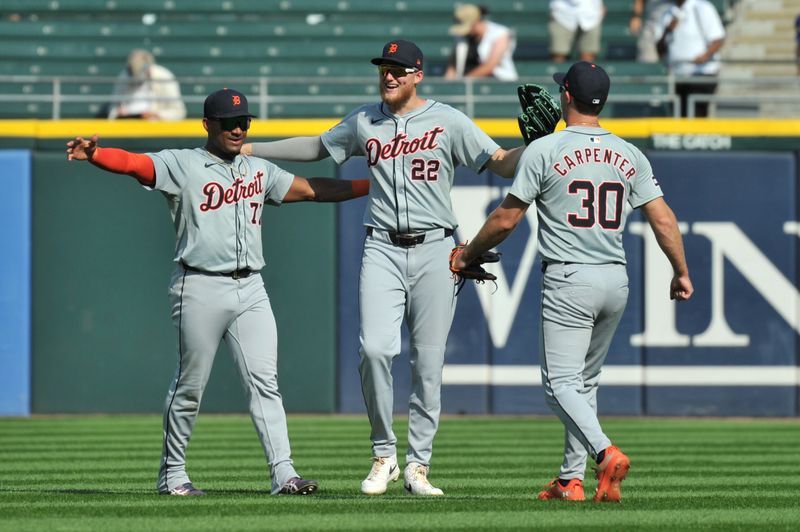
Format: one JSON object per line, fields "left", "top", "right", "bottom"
{"left": 337, "top": 151, "right": 799, "bottom": 417}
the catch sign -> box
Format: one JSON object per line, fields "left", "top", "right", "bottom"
{"left": 337, "top": 151, "right": 799, "bottom": 417}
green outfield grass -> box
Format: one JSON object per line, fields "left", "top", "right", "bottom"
{"left": 0, "top": 415, "right": 798, "bottom": 531}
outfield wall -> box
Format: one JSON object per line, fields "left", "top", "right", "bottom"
{"left": 0, "top": 118, "right": 798, "bottom": 416}
{"left": 338, "top": 151, "right": 799, "bottom": 417}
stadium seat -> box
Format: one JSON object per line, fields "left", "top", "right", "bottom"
{"left": 0, "top": 0, "right": 720, "bottom": 119}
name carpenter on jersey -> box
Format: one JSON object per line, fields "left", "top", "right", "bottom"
{"left": 200, "top": 171, "right": 264, "bottom": 212}
{"left": 554, "top": 148, "right": 637, "bottom": 179}
{"left": 365, "top": 126, "right": 445, "bottom": 166}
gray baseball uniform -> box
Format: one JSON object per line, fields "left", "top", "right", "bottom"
{"left": 322, "top": 100, "right": 500, "bottom": 466}
{"left": 509, "top": 125, "right": 661, "bottom": 480}
{"left": 147, "top": 147, "right": 301, "bottom": 494}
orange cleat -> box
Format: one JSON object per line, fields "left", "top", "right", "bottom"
{"left": 593, "top": 445, "right": 631, "bottom": 502}
{"left": 537, "top": 478, "right": 585, "bottom": 501}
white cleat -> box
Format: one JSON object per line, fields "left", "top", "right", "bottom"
{"left": 404, "top": 462, "right": 444, "bottom": 496}
{"left": 360, "top": 455, "right": 400, "bottom": 495}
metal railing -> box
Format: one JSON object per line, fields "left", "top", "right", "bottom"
{"left": 1, "top": 74, "right": 798, "bottom": 120}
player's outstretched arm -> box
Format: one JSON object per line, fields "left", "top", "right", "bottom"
{"left": 66, "top": 134, "right": 155, "bottom": 186}
{"left": 282, "top": 176, "right": 369, "bottom": 203}
{"left": 641, "top": 197, "right": 693, "bottom": 301}
{"left": 485, "top": 146, "right": 525, "bottom": 178}
{"left": 243, "top": 136, "right": 330, "bottom": 162}
{"left": 453, "top": 193, "right": 529, "bottom": 269}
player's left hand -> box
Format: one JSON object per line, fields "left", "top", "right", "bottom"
{"left": 670, "top": 274, "right": 693, "bottom": 301}
{"left": 66, "top": 135, "right": 99, "bottom": 161}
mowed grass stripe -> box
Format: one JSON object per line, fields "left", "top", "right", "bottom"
{"left": 0, "top": 415, "right": 798, "bottom": 531}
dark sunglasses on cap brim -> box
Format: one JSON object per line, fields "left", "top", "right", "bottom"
{"left": 213, "top": 116, "right": 251, "bottom": 131}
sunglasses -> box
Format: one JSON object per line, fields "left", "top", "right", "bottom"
{"left": 378, "top": 65, "right": 418, "bottom": 78}
{"left": 559, "top": 85, "right": 566, "bottom": 94}
{"left": 213, "top": 116, "right": 251, "bottom": 131}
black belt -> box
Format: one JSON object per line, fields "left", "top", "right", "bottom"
{"left": 366, "top": 227, "right": 455, "bottom": 248}
{"left": 181, "top": 263, "right": 256, "bottom": 280}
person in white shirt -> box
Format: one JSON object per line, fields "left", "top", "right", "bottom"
{"left": 444, "top": 4, "right": 518, "bottom": 81}
{"left": 630, "top": 0, "right": 672, "bottom": 63}
{"left": 549, "top": 0, "right": 605, "bottom": 63}
{"left": 656, "top": 0, "right": 725, "bottom": 117}
{"left": 108, "top": 49, "right": 187, "bottom": 121}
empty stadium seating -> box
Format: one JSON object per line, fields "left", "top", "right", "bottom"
{"left": 0, "top": 0, "right": 725, "bottom": 118}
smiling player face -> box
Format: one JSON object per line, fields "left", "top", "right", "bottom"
{"left": 203, "top": 116, "right": 251, "bottom": 159}
{"left": 378, "top": 64, "right": 423, "bottom": 110}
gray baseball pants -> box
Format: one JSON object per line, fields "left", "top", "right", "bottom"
{"left": 358, "top": 228, "right": 458, "bottom": 466}
{"left": 157, "top": 267, "right": 299, "bottom": 494}
{"left": 539, "top": 262, "right": 628, "bottom": 480}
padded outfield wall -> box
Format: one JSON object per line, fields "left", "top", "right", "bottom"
{"left": 1, "top": 118, "right": 799, "bottom": 416}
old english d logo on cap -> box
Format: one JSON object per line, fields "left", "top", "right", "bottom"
{"left": 370, "top": 39, "right": 424, "bottom": 70}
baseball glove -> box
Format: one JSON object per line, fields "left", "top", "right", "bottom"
{"left": 449, "top": 244, "right": 501, "bottom": 294}
{"left": 517, "top": 84, "right": 561, "bottom": 145}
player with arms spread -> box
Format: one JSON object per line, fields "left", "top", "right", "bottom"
{"left": 66, "top": 88, "right": 369, "bottom": 497}
{"left": 452, "top": 62, "right": 693, "bottom": 502}
{"left": 244, "top": 40, "right": 523, "bottom": 496}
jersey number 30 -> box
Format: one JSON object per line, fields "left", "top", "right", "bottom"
{"left": 567, "top": 180, "right": 625, "bottom": 230}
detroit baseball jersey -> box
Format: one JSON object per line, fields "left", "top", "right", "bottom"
{"left": 147, "top": 147, "right": 301, "bottom": 494}
{"left": 510, "top": 125, "right": 661, "bottom": 480}
{"left": 321, "top": 99, "right": 499, "bottom": 466}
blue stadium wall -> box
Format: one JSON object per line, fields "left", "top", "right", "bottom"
{"left": 337, "top": 150, "right": 800, "bottom": 417}
{"left": 1, "top": 120, "right": 799, "bottom": 417}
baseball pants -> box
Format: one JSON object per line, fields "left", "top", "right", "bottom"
{"left": 358, "top": 228, "right": 458, "bottom": 466}
{"left": 157, "top": 267, "right": 299, "bottom": 494}
{"left": 539, "top": 262, "right": 628, "bottom": 480}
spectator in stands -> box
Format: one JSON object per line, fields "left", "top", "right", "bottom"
{"left": 548, "top": 0, "right": 605, "bottom": 63}
{"left": 444, "top": 4, "right": 518, "bottom": 81}
{"left": 655, "top": 0, "right": 725, "bottom": 117}
{"left": 630, "top": 0, "right": 672, "bottom": 63}
{"left": 796, "top": 14, "right": 800, "bottom": 75}
{"left": 108, "top": 49, "right": 186, "bottom": 121}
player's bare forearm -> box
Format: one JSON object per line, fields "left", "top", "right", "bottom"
{"left": 485, "top": 146, "right": 524, "bottom": 178}
{"left": 642, "top": 198, "right": 688, "bottom": 275}
{"left": 457, "top": 194, "right": 529, "bottom": 267}
{"left": 283, "top": 176, "right": 369, "bottom": 203}
{"left": 642, "top": 198, "right": 693, "bottom": 300}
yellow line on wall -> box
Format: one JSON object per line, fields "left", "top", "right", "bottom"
{"left": 1, "top": 118, "right": 799, "bottom": 139}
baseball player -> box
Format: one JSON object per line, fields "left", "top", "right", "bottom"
{"left": 65, "top": 88, "right": 369, "bottom": 496}
{"left": 452, "top": 62, "right": 693, "bottom": 502}
{"left": 243, "top": 40, "right": 523, "bottom": 496}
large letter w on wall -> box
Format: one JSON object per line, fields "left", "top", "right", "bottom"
{"left": 451, "top": 186, "right": 539, "bottom": 349}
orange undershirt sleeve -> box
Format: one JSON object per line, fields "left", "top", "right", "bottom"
{"left": 90, "top": 147, "right": 156, "bottom": 186}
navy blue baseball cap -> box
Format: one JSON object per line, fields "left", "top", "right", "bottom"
{"left": 553, "top": 62, "right": 610, "bottom": 106}
{"left": 370, "top": 40, "right": 424, "bottom": 71}
{"left": 203, "top": 88, "right": 256, "bottom": 119}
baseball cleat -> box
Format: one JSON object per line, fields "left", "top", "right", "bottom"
{"left": 593, "top": 445, "right": 630, "bottom": 502}
{"left": 537, "top": 478, "right": 585, "bottom": 501}
{"left": 404, "top": 463, "right": 444, "bottom": 496}
{"left": 168, "top": 482, "right": 206, "bottom": 496}
{"left": 361, "top": 455, "right": 400, "bottom": 495}
{"left": 278, "top": 477, "right": 319, "bottom": 495}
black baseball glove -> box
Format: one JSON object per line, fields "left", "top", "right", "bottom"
{"left": 517, "top": 84, "right": 561, "bottom": 145}
{"left": 449, "top": 244, "right": 501, "bottom": 294}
